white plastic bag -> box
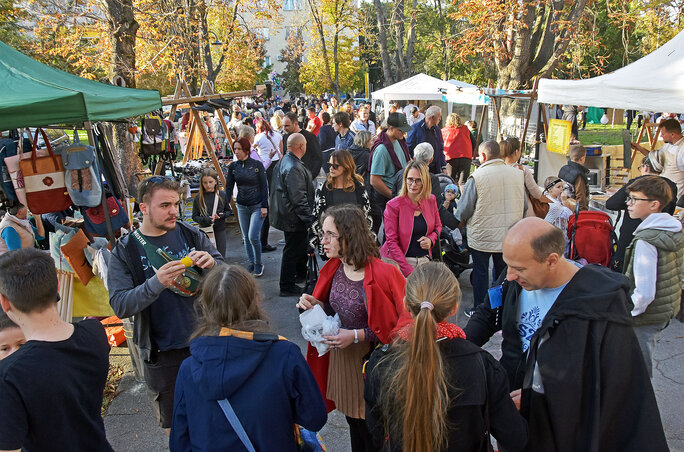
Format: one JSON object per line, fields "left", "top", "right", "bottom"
{"left": 300, "top": 304, "right": 340, "bottom": 357}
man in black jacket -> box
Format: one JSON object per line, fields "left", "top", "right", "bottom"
{"left": 270, "top": 133, "right": 315, "bottom": 296}
{"left": 465, "top": 218, "right": 668, "bottom": 452}
{"left": 283, "top": 111, "right": 322, "bottom": 179}
{"left": 108, "top": 177, "right": 224, "bottom": 431}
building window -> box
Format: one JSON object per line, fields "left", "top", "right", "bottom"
{"left": 257, "top": 28, "right": 270, "bottom": 40}
{"left": 263, "top": 56, "right": 272, "bottom": 67}
{"left": 283, "top": 0, "right": 301, "bottom": 10}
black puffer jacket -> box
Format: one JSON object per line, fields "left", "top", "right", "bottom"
{"left": 225, "top": 157, "right": 269, "bottom": 208}
{"left": 269, "top": 152, "right": 314, "bottom": 232}
{"left": 365, "top": 338, "right": 528, "bottom": 452}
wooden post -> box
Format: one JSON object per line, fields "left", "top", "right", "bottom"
{"left": 520, "top": 78, "right": 539, "bottom": 149}
{"left": 476, "top": 105, "right": 487, "bottom": 156}
{"left": 204, "top": 83, "right": 234, "bottom": 151}
{"left": 180, "top": 80, "right": 226, "bottom": 186}
{"left": 491, "top": 97, "right": 502, "bottom": 141}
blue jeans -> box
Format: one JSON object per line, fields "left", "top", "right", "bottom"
{"left": 469, "top": 248, "right": 506, "bottom": 309}
{"left": 236, "top": 203, "right": 265, "bottom": 267}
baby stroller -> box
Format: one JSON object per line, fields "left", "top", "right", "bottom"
{"left": 435, "top": 174, "right": 472, "bottom": 278}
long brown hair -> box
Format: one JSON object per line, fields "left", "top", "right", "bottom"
{"left": 325, "top": 149, "right": 364, "bottom": 192}
{"left": 191, "top": 265, "right": 271, "bottom": 340}
{"left": 381, "top": 262, "right": 461, "bottom": 452}
{"left": 321, "top": 204, "right": 378, "bottom": 270}
{"left": 197, "top": 168, "right": 224, "bottom": 215}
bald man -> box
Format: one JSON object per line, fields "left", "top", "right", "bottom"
{"left": 269, "top": 132, "right": 315, "bottom": 296}
{"left": 464, "top": 218, "right": 667, "bottom": 452}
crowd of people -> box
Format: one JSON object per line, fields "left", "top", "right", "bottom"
{"left": 0, "top": 95, "right": 682, "bottom": 452}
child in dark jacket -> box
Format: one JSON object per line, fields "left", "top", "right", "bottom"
{"left": 364, "top": 262, "right": 528, "bottom": 452}
{"left": 170, "top": 265, "right": 327, "bottom": 452}
{"left": 558, "top": 144, "right": 590, "bottom": 211}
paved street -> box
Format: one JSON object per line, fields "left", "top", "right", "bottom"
{"left": 104, "top": 222, "right": 684, "bottom": 452}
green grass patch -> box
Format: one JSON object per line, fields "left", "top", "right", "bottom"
{"left": 63, "top": 129, "right": 91, "bottom": 144}
{"left": 578, "top": 123, "right": 637, "bottom": 146}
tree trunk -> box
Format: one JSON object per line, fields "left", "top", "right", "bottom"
{"left": 306, "top": 0, "right": 336, "bottom": 93}
{"left": 104, "top": 0, "right": 141, "bottom": 197}
{"left": 372, "top": 0, "right": 393, "bottom": 85}
{"left": 333, "top": 31, "right": 341, "bottom": 98}
{"left": 393, "top": 0, "right": 406, "bottom": 80}
{"left": 404, "top": 0, "right": 418, "bottom": 76}
{"left": 104, "top": 0, "right": 138, "bottom": 88}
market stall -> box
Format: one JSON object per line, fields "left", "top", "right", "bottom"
{"left": 0, "top": 39, "right": 162, "bottom": 320}
{"left": 536, "top": 30, "right": 684, "bottom": 187}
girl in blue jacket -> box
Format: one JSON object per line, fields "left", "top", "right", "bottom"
{"left": 170, "top": 265, "right": 327, "bottom": 451}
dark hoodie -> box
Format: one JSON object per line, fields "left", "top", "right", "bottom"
{"left": 170, "top": 333, "right": 327, "bottom": 452}
{"left": 466, "top": 264, "right": 668, "bottom": 452}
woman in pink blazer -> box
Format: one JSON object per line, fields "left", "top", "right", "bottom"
{"left": 381, "top": 161, "right": 442, "bottom": 276}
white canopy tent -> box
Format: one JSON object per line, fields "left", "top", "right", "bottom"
{"left": 371, "top": 73, "right": 454, "bottom": 107}
{"left": 371, "top": 73, "right": 485, "bottom": 120}
{"left": 538, "top": 29, "right": 684, "bottom": 112}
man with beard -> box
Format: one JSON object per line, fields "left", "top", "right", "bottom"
{"left": 108, "top": 176, "right": 224, "bottom": 432}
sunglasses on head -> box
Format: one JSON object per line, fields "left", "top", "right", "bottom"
{"left": 146, "top": 176, "right": 175, "bottom": 184}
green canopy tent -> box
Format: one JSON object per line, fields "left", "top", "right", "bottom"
{"left": 0, "top": 40, "right": 162, "bottom": 244}
{"left": 0, "top": 40, "right": 161, "bottom": 129}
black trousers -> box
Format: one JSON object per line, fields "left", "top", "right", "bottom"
{"left": 446, "top": 157, "right": 472, "bottom": 186}
{"left": 261, "top": 165, "right": 276, "bottom": 246}
{"left": 280, "top": 229, "right": 308, "bottom": 290}
{"left": 346, "top": 416, "right": 377, "bottom": 452}
{"left": 142, "top": 347, "right": 191, "bottom": 428}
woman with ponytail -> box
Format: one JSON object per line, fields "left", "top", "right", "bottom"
{"left": 364, "top": 262, "right": 528, "bottom": 452}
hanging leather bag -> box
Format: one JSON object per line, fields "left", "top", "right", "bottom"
{"left": 19, "top": 129, "right": 72, "bottom": 214}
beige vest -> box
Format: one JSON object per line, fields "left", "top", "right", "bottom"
{"left": 467, "top": 159, "right": 525, "bottom": 252}
{"left": 660, "top": 137, "right": 684, "bottom": 196}
{"left": 0, "top": 214, "right": 36, "bottom": 255}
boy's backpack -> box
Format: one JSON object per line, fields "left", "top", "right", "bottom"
{"left": 62, "top": 134, "right": 102, "bottom": 207}
{"left": 140, "top": 115, "right": 166, "bottom": 157}
{"left": 567, "top": 205, "right": 617, "bottom": 267}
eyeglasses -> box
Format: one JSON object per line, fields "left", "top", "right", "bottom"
{"left": 626, "top": 195, "right": 654, "bottom": 205}
{"left": 146, "top": 176, "right": 174, "bottom": 184}
{"left": 318, "top": 231, "right": 339, "bottom": 242}
{"left": 406, "top": 177, "right": 423, "bottom": 186}
{"left": 329, "top": 162, "right": 340, "bottom": 170}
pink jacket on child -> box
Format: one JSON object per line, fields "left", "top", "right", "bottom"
{"left": 381, "top": 194, "right": 442, "bottom": 276}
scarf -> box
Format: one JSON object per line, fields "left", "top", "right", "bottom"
{"left": 369, "top": 130, "right": 410, "bottom": 172}
{"left": 396, "top": 321, "right": 466, "bottom": 342}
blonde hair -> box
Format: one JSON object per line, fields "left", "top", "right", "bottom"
{"left": 270, "top": 114, "right": 282, "bottom": 131}
{"left": 381, "top": 262, "right": 461, "bottom": 452}
{"left": 445, "top": 113, "right": 463, "bottom": 128}
{"left": 400, "top": 161, "right": 432, "bottom": 200}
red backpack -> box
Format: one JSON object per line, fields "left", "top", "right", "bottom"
{"left": 567, "top": 207, "right": 617, "bottom": 267}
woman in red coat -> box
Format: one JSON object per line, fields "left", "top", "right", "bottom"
{"left": 442, "top": 113, "right": 473, "bottom": 185}
{"left": 380, "top": 161, "right": 442, "bottom": 277}
{"left": 297, "top": 204, "right": 410, "bottom": 452}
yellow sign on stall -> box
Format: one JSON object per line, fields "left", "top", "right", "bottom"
{"left": 547, "top": 119, "right": 572, "bottom": 154}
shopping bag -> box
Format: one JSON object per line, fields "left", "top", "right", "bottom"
{"left": 19, "top": 128, "right": 72, "bottom": 214}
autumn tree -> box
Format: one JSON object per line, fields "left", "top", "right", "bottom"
{"left": 280, "top": 29, "right": 305, "bottom": 95}
{"left": 304, "top": 0, "right": 357, "bottom": 98}
{"left": 300, "top": 34, "right": 363, "bottom": 95}
{"left": 450, "top": 0, "right": 590, "bottom": 89}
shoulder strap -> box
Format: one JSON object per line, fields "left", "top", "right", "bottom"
{"left": 217, "top": 399, "right": 256, "bottom": 452}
